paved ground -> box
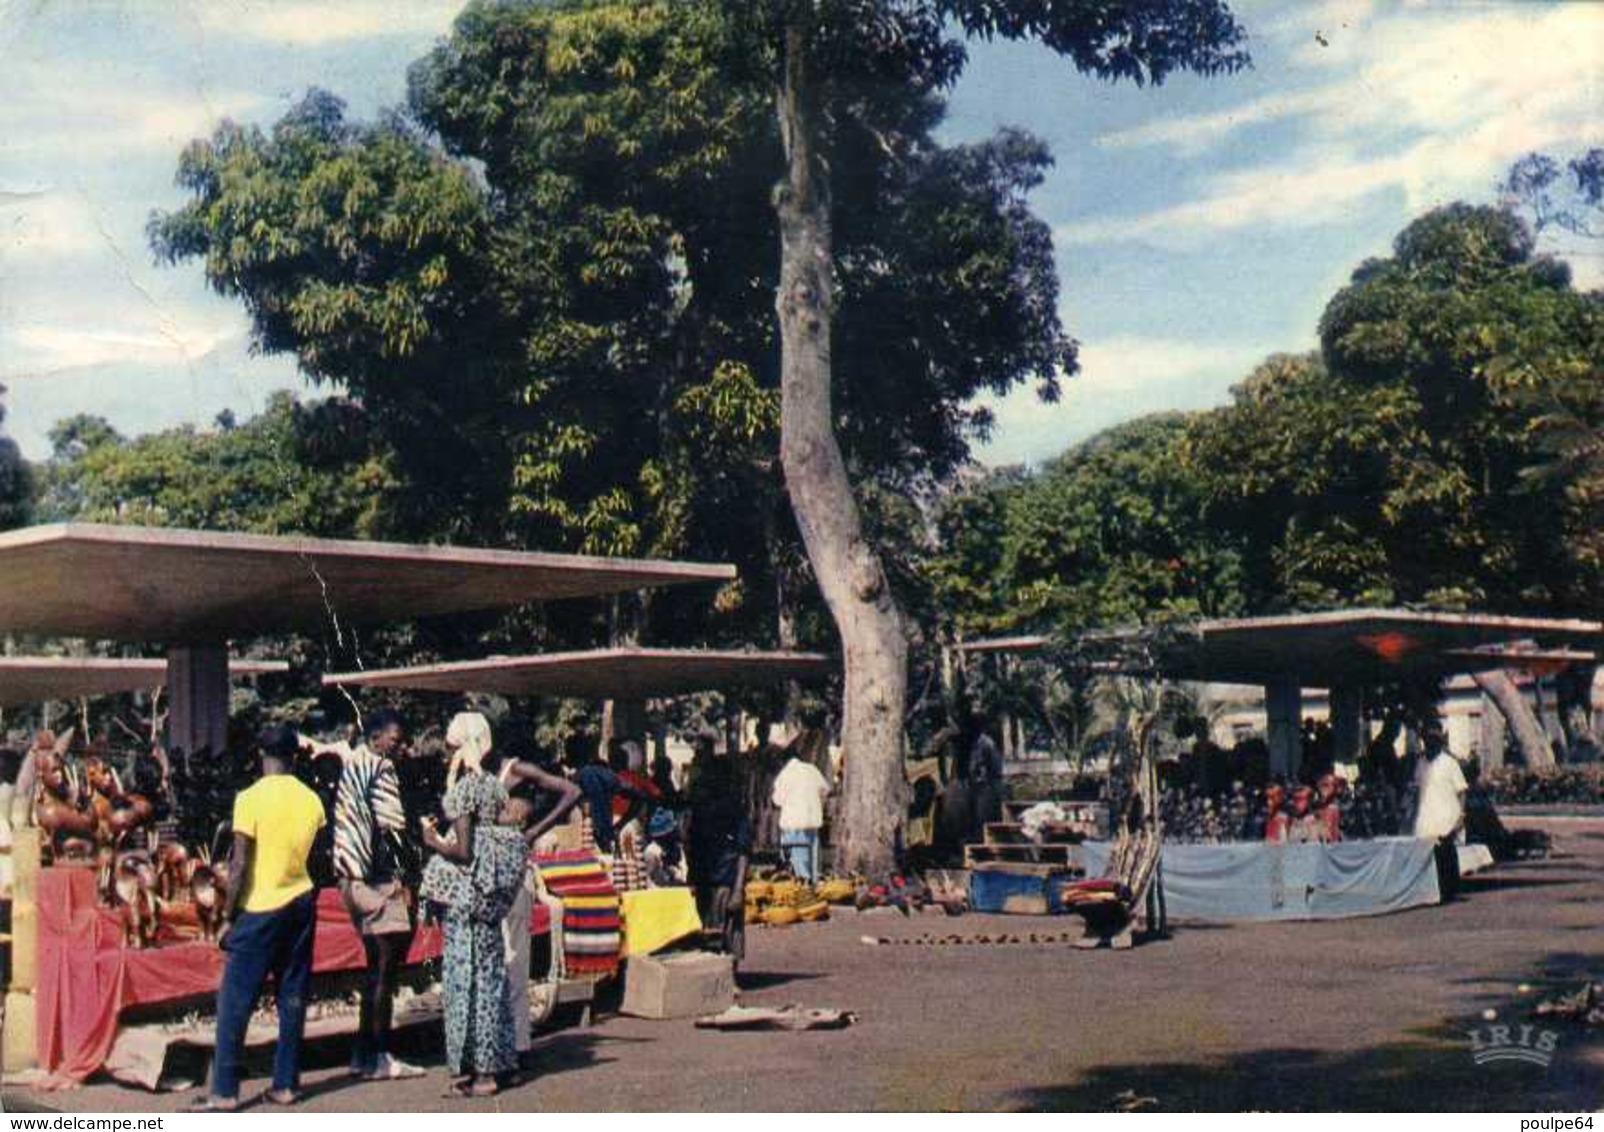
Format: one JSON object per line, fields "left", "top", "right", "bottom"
{"left": 11, "top": 816, "right": 1603, "bottom": 1112}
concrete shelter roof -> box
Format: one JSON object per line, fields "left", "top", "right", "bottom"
{"left": 0, "top": 656, "right": 287, "bottom": 708}
{"left": 324, "top": 647, "right": 834, "bottom": 700}
{"left": 0, "top": 524, "right": 737, "bottom": 643}
{"left": 961, "top": 609, "right": 1602, "bottom": 685}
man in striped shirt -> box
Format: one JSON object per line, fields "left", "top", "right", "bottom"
{"left": 333, "top": 708, "right": 424, "bottom": 1080}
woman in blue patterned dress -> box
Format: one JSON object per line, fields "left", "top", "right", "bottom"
{"left": 420, "top": 728, "right": 527, "bottom": 1098}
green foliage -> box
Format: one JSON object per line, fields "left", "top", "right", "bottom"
{"left": 149, "top": 90, "right": 516, "bottom": 543}
{"left": 150, "top": 0, "right": 1088, "bottom": 651}
{"left": 35, "top": 392, "right": 392, "bottom": 538}
{"left": 936, "top": 0, "right": 1249, "bottom": 84}
{"left": 1185, "top": 204, "right": 1604, "bottom": 615}
{"left": 928, "top": 414, "right": 1246, "bottom": 639}
{"left": 935, "top": 202, "right": 1602, "bottom": 648}
{"left": 1182, "top": 353, "right": 1416, "bottom": 608}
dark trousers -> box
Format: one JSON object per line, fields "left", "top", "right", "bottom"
{"left": 1434, "top": 837, "right": 1462, "bottom": 902}
{"left": 212, "top": 891, "right": 317, "bottom": 1100}
{"left": 353, "top": 930, "right": 412, "bottom": 1069}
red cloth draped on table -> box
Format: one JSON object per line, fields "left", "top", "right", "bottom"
{"left": 534, "top": 850, "right": 621, "bottom": 978}
{"left": 34, "top": 868, "right": 545, "bottom": 1085}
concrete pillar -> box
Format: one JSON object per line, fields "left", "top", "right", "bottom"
{"left": 1266, "top": 674, "right": 1302, "bottom": 780}
{"left": 166, "top": 644, "right": 231, "bottom": 758}
{"left": 1330, "top": 685, "right": 1365, "bottom": 766}
{"left": 601, "top": 698, "right": 647, "bottom": 760}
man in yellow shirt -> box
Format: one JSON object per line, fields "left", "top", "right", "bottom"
{"left": 199, "top": 728, "right": 325, "bottom": 1111}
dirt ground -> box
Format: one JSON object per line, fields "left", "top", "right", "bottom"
{"left": 10, "top": 815, "right": 1603, "bottom": 1113}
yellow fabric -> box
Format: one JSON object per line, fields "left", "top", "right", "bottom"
{"left": 232, "top": 775, "right": 326, "bottom": 913}
{"left": 620, "top": 887, "right": 703, "bottom": 957}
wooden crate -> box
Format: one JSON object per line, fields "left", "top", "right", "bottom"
{"left": 982, "top": 821, "right": 1090, "bottom": 846}
{"left": 963, "top": 842, "right": 1083, "bottom": 871}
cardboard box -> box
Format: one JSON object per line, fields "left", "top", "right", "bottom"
{"left": 621, "top": 951, "right": 736, "bottom": 1020}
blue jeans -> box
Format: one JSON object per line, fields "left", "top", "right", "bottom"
{"left": 780, "top": 829, "right": 820, "bottom": 882}
{"left": 212, "top": 890, "right": 317, "bottom": 1100}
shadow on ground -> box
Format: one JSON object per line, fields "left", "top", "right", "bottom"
{"left": 1011, "top": 1026, "right": 1600, "bottom": 1112}
{"left": 1015, "top": 947, "right": 1604, "bottom": 1113}
{"left": 737, "top": 970, "right": 827, "bottom": 991}
{"left": 1461, "top": 875, "right": 1584, "bottom": 893}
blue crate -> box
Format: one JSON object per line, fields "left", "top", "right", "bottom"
{"left": 969, "top": 868, "right": 1068, "bottom": 915}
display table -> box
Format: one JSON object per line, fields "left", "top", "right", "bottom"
{"left": 35, "top": 868, "right": 551, "bottom": 1084}
{"left": 1078, "top": 837, "right": 1442, "bottom": 922}
{"left": 619, "top": 888, "right": 702, "bottom": 958}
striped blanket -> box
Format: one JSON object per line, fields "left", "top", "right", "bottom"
{"left": 535, "top": 850, "right": 622, "bottom": 978}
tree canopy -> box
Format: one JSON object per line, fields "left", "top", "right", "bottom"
{"left": 932, "top": 205, "right": 1602, "bottom": 626}
{"left": 927, "top": 415, "right": 1246, "bottom": 640}
{"left": 148, "top": 1, "right": 1106, "bottom": 666}
{"left": 1186, "top": 204, "right": 1603, "bottom": 615}
{"left": 35, "top": 393, "right": 392, "bottom": 537}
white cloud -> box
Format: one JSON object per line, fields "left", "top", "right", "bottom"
{"left": 973, "top": 337, "right": 1271, "bottom": 466}
{"left": 0, "top": 64, "right": 266, "bottom": 165}
{"left": 194, "top": 1, "right": 465, "bottom": 46}
{"left": 0, "top": 190, "right": 108, "bottom": 259}
{"left": 1098, "top": 87, "right": 1329, "bottom": 154}
{"left": 1070, "top": 4, "right": 1601, "bottom": 248}
{"left": 0, "top": 317, "right": 240, "bottom": 380}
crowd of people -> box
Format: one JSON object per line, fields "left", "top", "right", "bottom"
{"left": 191, "top": 708, "right": 831, "bottom": 1110}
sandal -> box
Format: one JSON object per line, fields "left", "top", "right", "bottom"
{"left": 262, "top": 1088, "right": 302, "bottom": 1106}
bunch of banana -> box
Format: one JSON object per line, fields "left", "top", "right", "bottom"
{"left": 744, "top": 873, "right": 834, "bottom": 926}
{"left": 815, "top": 877, "right": 858, "bottom": 904}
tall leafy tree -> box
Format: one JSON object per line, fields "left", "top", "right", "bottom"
{"left": 754, "top": 0, "right": 1247, "bottom": 873}
{"left": 150, "top": 3, "right": 1077, "bottom": 659}
{"left": 153, "top": 0, "right": 1248, "bottom": 872}
{"left": 1186, "top": 206, "right": 1602, "bottom": 616}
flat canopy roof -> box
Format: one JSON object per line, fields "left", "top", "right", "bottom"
{"left": 0, "top": 656, "right": 287, "bottom": 708}
{"left": 324, "top": 648, "right": 834, "bottom": 699}
{"left": 0, "top": 524, "right": 737, "bottom": 643}
{"left": 962, "top": 609, "right": 1603, "bottom": 685}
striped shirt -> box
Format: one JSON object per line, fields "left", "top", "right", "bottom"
{"left": 333, "top": 746, "right": 407, "bottom": 882}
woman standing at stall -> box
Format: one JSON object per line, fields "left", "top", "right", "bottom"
{"left": 420, "top": 713, "right": 527, "bottom": 1098}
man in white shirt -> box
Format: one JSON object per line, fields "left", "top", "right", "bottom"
{"left": 1413, "top": 727, "right": 1468, "bottom": 901}
{"left": 772, "top": 756, "right": 831, "bottom": 882}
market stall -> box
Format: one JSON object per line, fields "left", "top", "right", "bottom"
{"left": 324, "top": 647, "right": 836, "bottom": 967}
{"left": 962, "top": 609, "right": 1603, "bottom": 923}
{"left": 0, "top": 522, "right": 736, "bottom": 1079}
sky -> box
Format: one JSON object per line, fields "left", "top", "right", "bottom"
{"left": 0, "top": 0, "right": 1599, "bottom": 468}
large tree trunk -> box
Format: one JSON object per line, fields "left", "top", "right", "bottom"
{"left": 1473, "top": 670, "right": 1555, "bottom": 769}
{"left": 774, "top": 23, "right": 907, "bottom": 878}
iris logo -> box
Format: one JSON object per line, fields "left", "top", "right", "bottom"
{"left": 1467, "top": 1021, "right": 1559, "bottom": 1068}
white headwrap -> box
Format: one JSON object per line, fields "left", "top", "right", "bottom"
{"left": 445, "top": 711, "right": 494, "bottom": 790}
